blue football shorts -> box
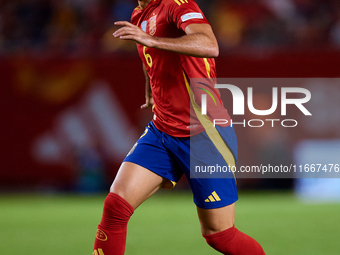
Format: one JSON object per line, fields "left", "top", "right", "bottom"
{"left": 123, "top": 121, "right": 238, "bottom": 209}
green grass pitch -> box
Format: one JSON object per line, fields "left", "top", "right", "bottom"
{"left": 0, "top": 191, "right": 339, "bottom": 254}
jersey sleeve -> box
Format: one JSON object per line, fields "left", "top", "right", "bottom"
{"left": 130, "top": 6, "right": 141, "bottom": 25}
{"left": 168, "top": 0, "right": 210, "bottom": 31}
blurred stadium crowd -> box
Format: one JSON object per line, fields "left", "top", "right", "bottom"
{"left": 1, "top": 0, "right": 340, "bottom": 55}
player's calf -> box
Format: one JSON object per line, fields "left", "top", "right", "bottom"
{"left": 203, "top": 225, "right": 265, "bottom": 255}
{"left": 93, "top": 193, "right": 134, "bottom": 255}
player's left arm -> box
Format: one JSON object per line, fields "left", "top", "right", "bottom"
{"left": 140, "top": 63, "right": 154, "bottom": 109}
{"left": 113, "top": 21, "right": 219, "bottom": 58}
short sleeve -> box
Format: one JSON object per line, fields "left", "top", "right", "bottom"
{"left": 169, "top": 0, "right": 210, "bottom": 31}
{"left": 131, "top": 6, "right": 141, "bottom": 25}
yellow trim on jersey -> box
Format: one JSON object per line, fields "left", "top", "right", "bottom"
{"left": 174, "top": 0, "right": 188, "bottom": 6}
{"left": 182, "top": 72, "right": 236, "bottom": 179}
{"left": 203, "top": 58, "right": 211, "bottom": 78}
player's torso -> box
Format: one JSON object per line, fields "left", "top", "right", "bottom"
{"left": 132, "top": 0, "right": 185, "bottom": 79}
{"left": 131, "top": 0, "right": 227, "bottom": 137}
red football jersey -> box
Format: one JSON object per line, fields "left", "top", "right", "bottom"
{"left": 131, "top": 0, "right": 231, "bottom": 137}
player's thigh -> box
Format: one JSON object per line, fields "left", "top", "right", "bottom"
{"left": 197, "top": 203, "right": 235, "bottom": 236}
{"left": 113, "top": 122, "right": 183, "bottom": 210}
{"left": 110, "top": 162, "right": 166, "bottom": 210}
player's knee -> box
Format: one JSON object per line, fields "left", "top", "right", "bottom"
{"left": 201, "top": 223, "right": 234, "bottom": 236}
{"left": 109, "top": 183, "right": 130, "bottom": 204}
{"left": 101, "top": 193, "right": 134, "bottom": 229}
{"left": 203, "top": 226, "right": 237, "bottom": 254}
{"left": 203, "top": 226, "right": 265, "bottom": 255}
{"left": 103, "top": 192, "right": 134, "bottom": 218}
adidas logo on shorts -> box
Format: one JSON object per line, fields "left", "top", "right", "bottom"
{"left": 205, "top": 191, "right": 221, "bottom": 202}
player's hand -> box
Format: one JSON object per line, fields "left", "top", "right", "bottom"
{"left": 113, "top": 21, "right": 154, "bottom": 48}
{"left": 141, "top": 96, "right": 154, "bottom": 109}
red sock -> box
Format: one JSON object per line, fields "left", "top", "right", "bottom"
{"left": 203, "top": 225, "right": 265, "bottom": 255}
{"left": 93, "top": 193, "right": 134, "bottom": 255}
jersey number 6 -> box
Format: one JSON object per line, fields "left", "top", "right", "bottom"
{"left": 143, "top": 46, "right": 153, "bottom": 67}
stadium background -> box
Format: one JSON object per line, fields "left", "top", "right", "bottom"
{"left": 1, "top": 0, "right": 340, "bottom": 254}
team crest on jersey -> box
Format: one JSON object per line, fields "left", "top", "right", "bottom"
{"left": 141, "top": 21, "right": 147, "bottom": 32}
{"left": 149, "top": 15, "right": 157, "bottom": 35}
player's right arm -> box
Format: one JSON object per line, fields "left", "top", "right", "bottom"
{"left": 113, "top": 21, "right": 218, "bottom": 58}
{"left": 140, "top": 64, "right": 154, "bottom": 109}
{"left": 114, "top": 0, "right": 218, "bottom": 58}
